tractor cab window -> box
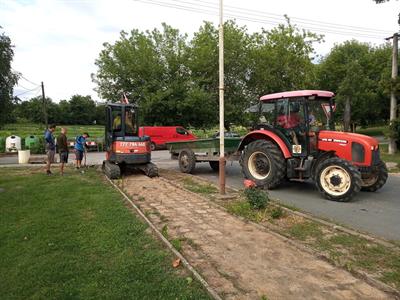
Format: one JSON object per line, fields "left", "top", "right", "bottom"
{"left": 275, "top": 98, "right": 307, "bottom": 155}
{"left": 307, "top": 100, "right": 333, "bottom": 131}
{"left": 112, "top": 108, "right": 122, "bottom": 132}
{"left": 259, "top": 102, "right": 275, "bottom": 125}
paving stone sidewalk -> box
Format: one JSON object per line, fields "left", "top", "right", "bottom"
{"left": 122, "top": 175, "right": 391, "bottom": 300}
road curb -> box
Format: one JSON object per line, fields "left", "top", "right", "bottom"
{"left": 160, "top": 174, "right": 400, "bottom": 299}
{"left": 105, "top": 175, "right": 222, "bottom": 300}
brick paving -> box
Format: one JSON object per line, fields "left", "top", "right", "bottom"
{"left": 122, "top": 175, "right": 391, "bottom": 300}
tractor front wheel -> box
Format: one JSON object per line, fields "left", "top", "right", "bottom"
{"left": 315, "top": 157, "right": 361, "bottom": 202}
{"left": 361, "top": 160, "right": 388, "bottom": 192}
{"left": 240, "top": 140, "right": 286, "bottom": 189}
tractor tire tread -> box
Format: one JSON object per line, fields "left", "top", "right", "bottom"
{"left": 361, "top": 160, "right": 388, "bottom": 192}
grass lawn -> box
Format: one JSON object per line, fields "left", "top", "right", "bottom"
{"left": 0, "top": 123, "right": 105, "bottom": 139}
{"left": 356, "top": 125, "right": 386, "bottom": 137}
{"left": 0, "top": 168, "right": 210, "bottom": 299}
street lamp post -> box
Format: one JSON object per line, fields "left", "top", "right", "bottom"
{"left": 218, "top": 0, "right": 225, "bottom": 194}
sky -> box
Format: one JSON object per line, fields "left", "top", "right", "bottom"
{"left": 0, "top": 0, "right": 399, "bottom": 103}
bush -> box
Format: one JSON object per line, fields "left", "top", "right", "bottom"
{"left": 270, "top": 206, "right": 284, "bottom": 219}
{"left": 29, "top": 136, "right": 45, "bottom": 154}
{"left": 244, "top": 188, "right": 269, "bottom": 209}
{"left": 0, "top": 138, "right": 5, "bottom": 153}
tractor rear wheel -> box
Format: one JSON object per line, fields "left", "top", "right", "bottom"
{"left": 150, "top": 142, "right": 156, "bottom": 151}
{"left": 240, "top": 140, "right": 286, "bottom": 189}
{"left": 178, "top": 149, "right": 196, "bottom": 173}
{"left": 103, "top": 160, "right": 121, "bottom": 179}
{"left": 361, "top": 160, "right": 388, "bottom": 192}
{"left": 315, "top": 157, "right": 361, "bottom": 202}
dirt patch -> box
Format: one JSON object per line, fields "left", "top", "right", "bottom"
{"left": 121, "top": 173, "right": 391, "bottom": 300}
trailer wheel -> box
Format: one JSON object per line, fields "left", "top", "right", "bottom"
{"left": 315, "top": 157, "right": 361, "bottom": 202}
{"left": 179, "top": 149, "right": 196, "bottom": 173}
{"left": 240, "top": 140, "right": 286, "bottom": 189}
{"left": 361, "top": 160, "right": 388, "bottom": 192}
{"left": 103, "top": 160, "right": 121, "bottom": 179}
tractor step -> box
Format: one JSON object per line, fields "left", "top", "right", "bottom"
{"left": 289, "top": 178, "right": 305, "bottom": 182}
{"left": 294, "top": 167, "right": 306, "bottom": 171}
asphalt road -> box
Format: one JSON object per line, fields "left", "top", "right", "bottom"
{"left": 1, "top": 150, "right": 399, "bottom": 241}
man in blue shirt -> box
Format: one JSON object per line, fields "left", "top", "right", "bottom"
{"left": 74, "top": 132, "right": 89, "bottom": 169}
{"left": 44, "top": 124, "right": 56, "bottom": 175}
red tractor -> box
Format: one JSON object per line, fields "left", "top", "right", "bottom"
{"left": 102, "top": 101, "right": 158, "bottom": 179}
{"left": 239, "top": 90, "right": 388, "bottom": 202}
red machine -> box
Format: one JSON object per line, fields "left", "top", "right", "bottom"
{"left": 139, "top": 126, "right": 197, "bottom": 150}
{"left": 239, "top": 90, "right": 387, "bottom": 202}
{"left": 102, "top": 101, "right": 158, "bottom": 179}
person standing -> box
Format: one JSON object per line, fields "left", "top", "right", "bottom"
{"left": 74, "top": 132, "right": 89, "bottom": 169}
{"left": 44, "top": 124, "right": 56, "bottom": 175}
{"left": 56, "top": 127, "right": 69, "bottom": 176}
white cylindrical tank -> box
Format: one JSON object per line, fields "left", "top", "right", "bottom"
{"left": 18, "top": 150, "right": 30, "bottom": 164}
{"left": 6, "top": 135, "right": 22, "bottom": 152}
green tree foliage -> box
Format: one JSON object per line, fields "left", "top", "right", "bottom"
{"left": 249, "top": 18, "right": 323, "bottom": 98}
{"left": 0, "top": 30, "right": 18, "bottom": 128}
{"left": 188, "top": 21, "right": 254, "bottom": 129}
{"left": 13, "top": 95, "right": 103, "bottom": 125}
{"left": 93, "top": 20, "right": 321, "bottom": 129}
{"left": 317, "top": 41, "right": 392, "bottom": 130}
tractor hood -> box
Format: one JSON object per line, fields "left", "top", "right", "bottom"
{"left": 318, "top": 131, "right": 379, "bottom": 166}
{"left": 318, "top": 131, "right": 379, "bottom": 148}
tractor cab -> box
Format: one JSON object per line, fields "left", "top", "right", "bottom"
{"left": 257, "top": 90, "right": 335, "bottom": 157}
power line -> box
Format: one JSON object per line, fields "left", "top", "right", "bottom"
{"left": 190, "top": 0, "right": 392, "bottom": 34}
{"left": 136, "top": 0, "right": 391, "bottom": 40}
{"left": 14, "top": 86, "right": 41, "bottom": 98}
{"left": 11, "top": 68, "right": 40, "bottom": 86}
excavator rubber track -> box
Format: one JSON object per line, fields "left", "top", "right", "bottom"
{"left": 103, "top": 160, "right": 121, "bottom": 179}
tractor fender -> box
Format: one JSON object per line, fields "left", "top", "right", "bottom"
{"left": 311, "top": 151, "right": 336, "bottom": 179}
{"left": 238, "top": 130, "right": 292, "bottom": 159}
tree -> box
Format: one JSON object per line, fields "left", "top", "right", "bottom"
{"left": 68, "top": 95, "right": 96, "bottom": 124}
{"left": 248, "top": 18, "right": 322, "bottom": 98}
{"left": 188, "top": 21, "right": 253, "bottom": 129}
{"left": 373, "top": 0, "right": 400, "bottom": 26}
{"left": 0, "top": 29, "right": 18, "bottom": 128}
{"left": 317, "top": 41, "right": 392, "bottom": 131}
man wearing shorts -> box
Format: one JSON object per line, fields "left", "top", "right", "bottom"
{"left": 74, "top": 132, "right": 89, "bottom": 169}
{"left": 57, "top": 127, "right": 69, "bottom": 176}
{"left": 44, "top": 124, "right": 56, "bottom": 175}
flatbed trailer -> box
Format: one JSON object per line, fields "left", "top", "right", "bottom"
{"left": 166, "top": 137, "right": 242, "bottom": 173}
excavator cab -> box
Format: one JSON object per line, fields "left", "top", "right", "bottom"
{"left": 103, "top": 102, "right": 158, "bottom": 179}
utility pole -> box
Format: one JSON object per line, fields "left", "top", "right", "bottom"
{"left": 218, "top": 0, "right": 225, "bottom": 195}
{"left": 386, "top": 33, "right": 398, "bottom": 154}
{"left": 41, "top": 81, "right": 48, "bottom": 128}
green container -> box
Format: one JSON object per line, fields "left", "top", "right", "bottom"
{"left": 0, "top": 136, "right": 5, "bottom": 153}
{"left": 25, "top": 135, "right": 39, "bottom": 150}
